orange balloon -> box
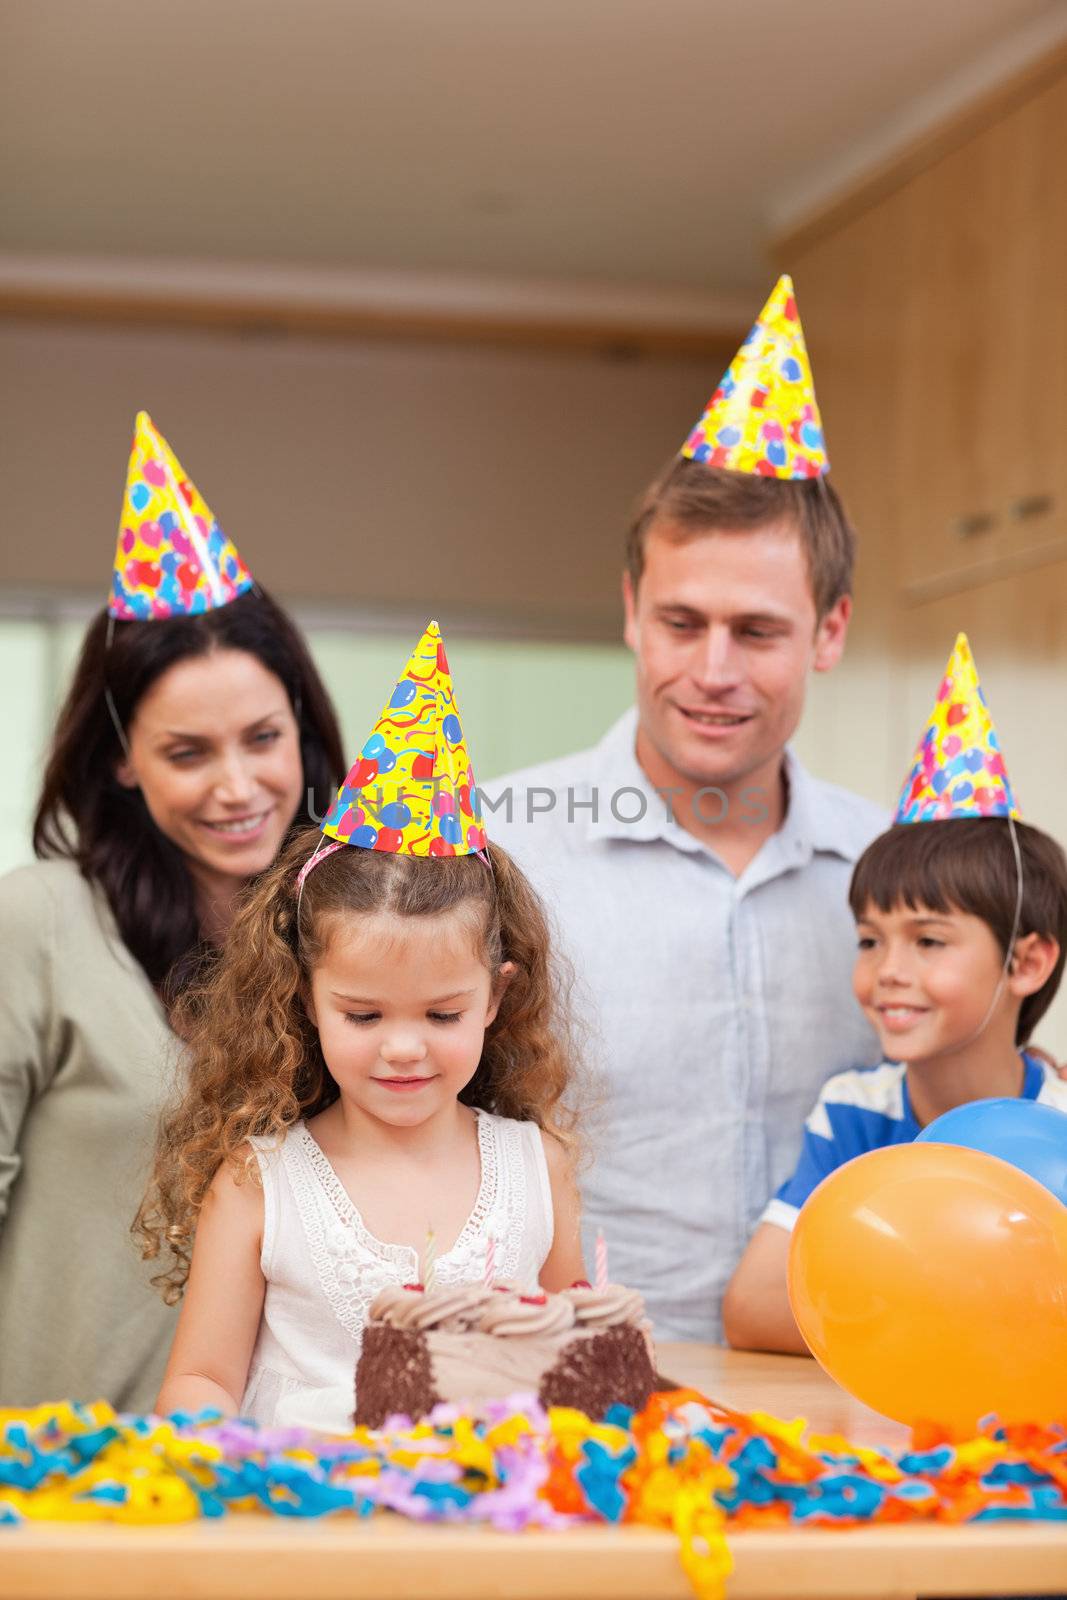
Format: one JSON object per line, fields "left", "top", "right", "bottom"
{"left": 788, "top": 1142, "right": 1067, "bottom": 1436}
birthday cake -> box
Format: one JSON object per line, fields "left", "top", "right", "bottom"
{"left": 354, "top": 1281, "right": 657, "bottom": 1428}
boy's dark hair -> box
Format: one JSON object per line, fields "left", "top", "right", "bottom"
{"left": 625, "top": 456, "right": 855, "bottom": 620}
{"left": 849, "top": 819, "right": 1067, "bottom": 1044}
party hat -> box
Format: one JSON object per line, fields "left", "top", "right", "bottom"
{"left": 894, "top": 634, "right": 1019, "bottom": 824}
{"left": 680, "top": 275, "right": 829, "bottom": 478}
{"left": 108, "top": 412, "right": 254, "bottom": 620}
{"left": 321, "top": 621, "right": 487, "bottom": 856}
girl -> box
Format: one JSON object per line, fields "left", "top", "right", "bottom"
{"left": 138, "top": 827, "right": 586, "bottom": 1432}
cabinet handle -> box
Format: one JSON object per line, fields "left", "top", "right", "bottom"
{"left": 1009, "top": 493, "right": 1055, "bottom": 521}
{"left": 952, "top": 511, "right": 996, "bottom": 539}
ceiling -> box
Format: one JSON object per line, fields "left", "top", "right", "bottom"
{"left": 2, "top": 0, "right": 1065, "bottom": 294}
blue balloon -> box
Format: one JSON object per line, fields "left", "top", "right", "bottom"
{"left": 916, "top": 1097, "right": 1067, "bottom": 1206}
{"left": 350, "top": 824, "right": 378, "bottom": 849}
{"left": 362, "top": 733, "right": 386, "bottom": 760}
{"left": 441, "top": 713, "right": 462, "bottom": 746}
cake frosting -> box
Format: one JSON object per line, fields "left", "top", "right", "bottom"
{"left": 354, "top": 1281, "right": 656, "bottom": 1428}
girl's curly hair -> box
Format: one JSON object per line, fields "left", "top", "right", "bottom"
{"left": 135, "top": 828, "right": 583, "bottom": 1303}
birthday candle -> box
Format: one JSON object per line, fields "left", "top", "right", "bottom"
{"left": 484, "top": 1230, "right": 496, "bottom": 1287}
{"left": 422, "top": 1227, "right": 437, "bottom": 1291}
{"left": 595, "top": 1228, "right": 609, "bottom": 1291}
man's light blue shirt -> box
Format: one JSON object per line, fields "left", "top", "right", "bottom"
{"left": 485, "top": 707, "right": 887, "bottom": 1342}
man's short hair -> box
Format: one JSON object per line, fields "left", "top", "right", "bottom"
{"left": 626, "top": 456, "right": 855, "bottom": 620}
{"left": 848, "top": 818, "right": 1067, "bottom": 1044}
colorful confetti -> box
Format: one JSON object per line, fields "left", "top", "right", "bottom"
{"left": 681, "top": 275, "right": 829, "bottom": 480}
{"left": 3, "top": 1392, "right": 1065, "bottom": 1600}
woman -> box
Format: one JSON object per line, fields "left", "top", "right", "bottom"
{"left": 0, "top": 414, "right": 345, "bottom": 1409}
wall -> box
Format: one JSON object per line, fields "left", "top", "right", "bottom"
{"left": 0, "top": 318, "right": 732, "bottom": 638}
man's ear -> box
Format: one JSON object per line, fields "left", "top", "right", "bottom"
{"left": 485, "top": 960, "right": 517, "bottom": 1027}
{"left": 812, "top": 593, "right": 851, "bottom": 674}
{"left": 1008, "top": 932, "right": 1060, "bottom": 997}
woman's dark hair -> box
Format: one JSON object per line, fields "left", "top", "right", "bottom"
{"left": 849, "top": 819, "right": 1067, "bottom": 1044}
{"left": 34, "top": 588, "right": 345, "bottom": 1002}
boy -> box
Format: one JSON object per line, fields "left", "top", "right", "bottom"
{"left": 723, "top": 635, "right": 1067, "bottom": 1355}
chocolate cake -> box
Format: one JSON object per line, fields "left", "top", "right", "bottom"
{"left": 354, "top": 1281, "right": 656, "bottom": 1429}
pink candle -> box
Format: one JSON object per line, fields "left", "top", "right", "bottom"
{"left": 595, "top": 1228, "right": 609, "bottom": 1291}
{"left": 484, "top": 1232, "right": 496, "bottom": 1287}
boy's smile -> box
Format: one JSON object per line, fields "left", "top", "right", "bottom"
{"left": 876, "top": 1001, "right": 932, "bottom": 1033}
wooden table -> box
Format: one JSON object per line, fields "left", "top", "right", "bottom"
{"left": 2, "top": 1346, "right": 1065, "bottom": 1600}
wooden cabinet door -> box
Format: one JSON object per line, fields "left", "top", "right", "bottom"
{"left": 983, "top": 73, "right": 1067, "bottom": 575}
{"left": 893, "top": 128, "right": 1002, "bottom": 592}
{"left": 894, "top": 68, "right": 1067, "bottom": 597}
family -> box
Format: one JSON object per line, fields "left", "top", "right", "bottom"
{"left": 1, "top": 278, "right": 1065, "bottom": 1430}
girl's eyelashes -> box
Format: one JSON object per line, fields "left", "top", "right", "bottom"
{"left": 341, "top": 1009, "right": 464, "bottom": 1025}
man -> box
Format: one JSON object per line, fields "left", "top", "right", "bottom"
{"left": 484, "top": 277, "right": 886, "bottom": 1342}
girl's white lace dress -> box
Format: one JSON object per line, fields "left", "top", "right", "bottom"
{"left": 241, "top": 1109, "right": 554, "bottom": 1432}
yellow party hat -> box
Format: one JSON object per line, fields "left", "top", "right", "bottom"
{"left": 321, "top": 622, "right": 486, "bottom": 856}
{"left": 108, "top": 412, "right": 253, "bottom": 619}
{"left": 894, "top": 634, "right": 1019, "bottom": 824}
{"left": 680, "top": 275, "right": 829, "bottom": 478}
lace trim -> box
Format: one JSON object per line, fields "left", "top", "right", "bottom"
{"left": 281, "top": 1110, "right": 527, "bottom": 1344}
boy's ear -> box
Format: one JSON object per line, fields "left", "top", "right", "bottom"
{"left": 1008, "top": 933, "right": 1060, "bottom": 997}
{"left": 485, "top": 960, "right": 517, "bottom": 1027}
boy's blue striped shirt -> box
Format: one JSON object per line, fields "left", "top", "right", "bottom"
{"left": 762, "top": 1054, "right": 1067, "bottom": 1232}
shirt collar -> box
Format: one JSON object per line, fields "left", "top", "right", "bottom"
{"left": 585, "top": 707, "right": 867, "bottom": 868}
{"left": 584, "top": 708, "right": 702, "bottom": 852}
